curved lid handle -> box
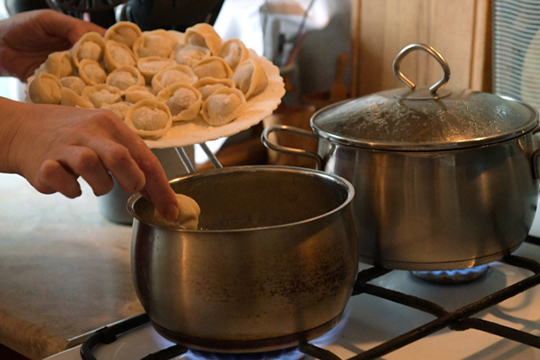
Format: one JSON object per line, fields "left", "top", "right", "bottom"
{"left": 392, "top": 43, "right": 451, "bottom": 99}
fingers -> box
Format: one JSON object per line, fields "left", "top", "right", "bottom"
{"left": 37, "top": 9, "right": 106, "bottom": 45}
{"left": 89, "top": 136, "right": 179, "bottom": 221}
{"left": 86, "top": 112, "right": 180, "bottom": 221}
{"left": 86, "top": 137, "right": 146, "bottom": 194}
{"left": 137, "top": 156, "right": 179, "bottom": 221}
{"left": 59, "top": 145, "right": 114, "bottom": 196}
{"left": 37, "top": 159, "right": 82, "bottom": 198}
{"left": 21, "top": 105, "right": 178, "bottom": 221}
{"left": 35, "top": 145, "right": 116, "bottom": 197}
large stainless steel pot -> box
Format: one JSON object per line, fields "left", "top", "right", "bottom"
{"left": 127, "top": 166, "right": 358, "bottom": 353}
{"left": 262, "top": 43, "right": 540, "bottom": 271}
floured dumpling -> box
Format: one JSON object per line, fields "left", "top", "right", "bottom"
{"left": 152, "top": 65, "right": 197, "bottom": 94}
{"left": 101, "top": 101, "right": 133, "bottom": 120}
{"left": 125, "top": 85, "right": 155, "bottom": 103}
{"left": 44, "top": 51, "right": 72, "bottom": 78}
{"left": 28, "top": 72, "right": 62, "bottom": 104}
{"left": 103, "top": 40, "right": 137, "bottom": 72}
{"left": 78, "top": 59, "right": 107, "bottom": 86}
{"left": 106, "top": 66, "right": 145, "bottom": 93}
{"left": 137, "top": 56, "right": 177, "bottom": 83}
{"left": 60, "top": 76, "right": 86, "bottom": 95}
{"left": 156, "top": 83, "right": 202, "bottom": 122}
{"left": 60, "top": 87, "right": 94, "bottom": 108}
{"left": 184, "top": 23, "right": 222, "bottom": 55}
{"left": 132, "top": 30, "right": 178, "bottom": 60}
{"left": 104, "top": 21, "right": 142, "bottom": 48}
{"left": 218, "top": 39, "right": 249, "bottom": 71}
{"left": 82, "top": 84, "right": 122, "bottom": 108}
{"left": 70, "top": 32, "right": 106, "bottom": 68}
{"left": 201, "top": 87, "right": 246, "bottom": 126}
{"left": 125, "top": 99, "right": 172, "bottom": 139}
{"left": 232, "top": 58, "right": 268, "bottom": 99}
{"left": 153, "top": 193, "right": 201, "bottom": 230}
{"left": 193, "top": 77, "right": 234, "bottom": 100}
{"left": 25, "top": 21, "right": 269, "bottom": 141}
{"left": 192, "top": 56, "right": 233, "bottom": 80}
{"left": 170, "top": 43, "right": 211, "bottom": 67}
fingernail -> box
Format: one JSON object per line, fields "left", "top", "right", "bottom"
{"left": 165, "top": 203, "right": 179, "bottom": 221}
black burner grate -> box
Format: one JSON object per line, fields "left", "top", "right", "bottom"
{"left": 80, "top": 236, "right": 540, "bottom": 360}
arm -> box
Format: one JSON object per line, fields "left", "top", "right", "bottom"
{"left": 0, "top": 97, "right": 179, "bottom": 220}
{"left": 0, "top": 10, "right": 179, "bottom": 220}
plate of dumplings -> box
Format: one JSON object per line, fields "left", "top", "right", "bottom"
{"left": 25, "top": 21, "right": 286, "bottom": 149}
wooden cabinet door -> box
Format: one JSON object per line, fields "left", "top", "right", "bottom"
{"left": 351, "top": 0, "right": 491, "bottom": 97}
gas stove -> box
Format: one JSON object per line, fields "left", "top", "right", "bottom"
{"left": 44, "top": 233, "right": 540, "bottom": 360}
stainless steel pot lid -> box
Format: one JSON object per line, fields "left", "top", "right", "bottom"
{"left": 312, "top": 43, "right": 538, "bottom": 151}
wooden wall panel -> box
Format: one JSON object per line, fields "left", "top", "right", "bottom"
{"left": 351, "top": 0, "right": 491, "bottom": 97}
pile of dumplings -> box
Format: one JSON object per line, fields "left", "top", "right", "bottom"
{"left": 27, "top": 21, "right": 269, "bottom": 139}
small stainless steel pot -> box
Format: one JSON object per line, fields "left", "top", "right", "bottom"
{"left": 127, "top": 166, "right": 358, "bottom": 353}
{"left": 263, "top": 43, "right": 540, "bottom": 270}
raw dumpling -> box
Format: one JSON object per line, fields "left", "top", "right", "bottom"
{"left": 28, "top": 72, "right": 62, "bottom": 104}
{"left": 70, "top": 32, "right": 106, "bottom": 68}
{"left": 217, "top": 39, "right": 249, "bottom": 71}
{"left": 125, "top": 99, "right": 173, "bottom": 139}
{"left": 193, "top": 77, "right": 234, "bottom": 100}
{"left": 125, "top": 85, "right": 156, "bottom": 103}
{"left": 151, "top": 65, "right": 197, "bottom": 94}
{"left": 104, "top": 21, "right": 142, "bottom": 48}
{"left": 156, "top": 83, "right": 202, "bottom": 122}
{"left": 132, "top": 30, "right": 178, "bottom": 60}
{"left": 232, "top": 58, "right": 268, "bottom": 99}
{"left": 82, "top": 84, "right": 122, "bottom": 108}
{"left": 184, "top": 23, "right": 222, "bottom": 55}
{"left": 101, "top": 101, "right": 133, "bottom": 120}
{"left": 192, "top": 56, "right": 233, "bottom": 80}
{"left": 201, "top": 87, "right": 246, "bottom": 126}
{"left": 44, "top": 51, "right": 72, "bottom": 78}
{"left": 153, "top": 193, "right": 201, "bottom": 230}
{"left": 103, "top": 40, "right": 137, "bottom": 72}
{"left": 106, "top": 66, "right": 145, "bottom": 93}
{"left": 137, "top": 56, "right": 177, "bottom": 83}
{"left": 78, "top": 59, "right": 107, "bottom": 86}
{"left": 170, "top": 44, "right": 211, "bottom": 67}
{"left": 60, "top": 87, "right": 94, "bottom": 108}
{"left": 60, "top": 76, "right": 86, "bottom": 95}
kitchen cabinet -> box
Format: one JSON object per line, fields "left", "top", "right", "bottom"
{"left": 351, "top": 0, "right": 492, "bottom": 96}
{"left": 0, "top": 174, "right": 142, "bottom": 360}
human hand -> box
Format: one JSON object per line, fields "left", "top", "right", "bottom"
{"left": 0, "top": 9, "right": 106, "bottom": 82}
{"left": 0, "top": 98, "right": 179, "bottom": 221}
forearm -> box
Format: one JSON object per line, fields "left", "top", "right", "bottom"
{"left": 0, "top": 96, "right": 25, "bottom": 174}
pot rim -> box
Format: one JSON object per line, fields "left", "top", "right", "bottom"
{"left": 311, "top": 96, "right": 539, "bottom": 152}
{"left": 126, "top": 165, "right": 355, "bottom": 233}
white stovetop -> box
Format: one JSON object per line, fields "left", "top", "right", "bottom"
{"left": 46, "top": 238, "right": 540, "bottom": 360}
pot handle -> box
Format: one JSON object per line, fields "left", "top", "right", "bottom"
{"left": 392, "top": 43, "right": 452, "bottom": 100}
{"left": 261, "top": 124, "right": 323, "bottom": 170}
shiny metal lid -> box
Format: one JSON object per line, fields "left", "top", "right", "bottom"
{"left": 312, "top": 44, "right": 538, "bottom": 151}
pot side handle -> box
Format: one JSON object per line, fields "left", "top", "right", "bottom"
{"left": 261, "top": 124, "right": 323, "bottom": 170}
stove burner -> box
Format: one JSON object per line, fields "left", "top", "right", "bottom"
{"left": 411, "top": 264, "right": 491, "bottom": 284}
{"left": 81, "top": 309, "right": 349, "bottom": 360}
{"left": 177, "top": 347, "right": 303, "bottom": 360}
{"left": 153, "top": 309, "right": 350, "bottom": 360}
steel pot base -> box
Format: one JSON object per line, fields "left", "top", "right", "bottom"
{"left": 151, "top": 311, "right": 343, "bottom": 354}
{"left": 359, "top": 242, "right": 522, "bottom": 271}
